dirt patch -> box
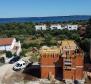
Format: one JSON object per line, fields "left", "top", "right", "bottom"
{"left": 0, "top": 64, "right": 33, "bottom": 84}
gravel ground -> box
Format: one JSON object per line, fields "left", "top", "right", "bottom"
{"left": 0, "top": 64, "right": 91, "bottom": 84}
{"left": 0, "top": 64, "right": 42, "bottom": 84}
{"left": 0, "top": 64, "right": 62, "bottom": 84}
{"left": 0, "top": 64, "right": 28, "bottom": 84}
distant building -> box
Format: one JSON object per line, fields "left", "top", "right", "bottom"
{"left": 35, "top": 24, "right": 78, "bottom": 31}
{"left": 40, "top": 40, "right": 84, "bottom": 83}
{"left": 0, "top": 38, "right": 21, "bottom": 56}
{"left": 65, "top": 25, "right": 78, "bottom": 30}
{"left": 50, "top": 24, "right": 63, "bottom": 30}
{"left": 35, "top": 25, "right": 47, "bottom": 30}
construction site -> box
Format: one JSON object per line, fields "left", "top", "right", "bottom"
{"left": 0, "top": 40, "right": 90, "bottom": 84}
{"left": 39, "top": 40, "right": 84, "bottom": 84}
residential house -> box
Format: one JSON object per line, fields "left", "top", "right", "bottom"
{"left": 0, "top": 38, "right": 21, "bottom": 56}
{"left": 35, "top": 24, "right": 78, "bottom": 31}
{"left": 50, "top": 24, "right": 63, "bottom": 30}
{"left": 65, "top": 25, "right": 78, "bottom": 30}
{"left": 35, "top": 25, "right": 47, "bottom": 30}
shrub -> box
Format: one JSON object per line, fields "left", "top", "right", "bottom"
{"left": 6, "top": 51, "right": 12, "bottom": 58}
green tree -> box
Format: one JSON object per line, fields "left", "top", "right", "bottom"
{"left": 6, "top": 51, "right": 12, "bottom": 58}
{"left": 44, "top": 33, "right": 52, "bottom": 46}
{"left": 85, "top": 18, "right": 91, "bottom": 38}
{"left": 71, "top": 33, "right": 80, "bottom": 42}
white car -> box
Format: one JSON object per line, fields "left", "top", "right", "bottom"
{"left": 13, "top": 60, "right": 27, "bottom": 71}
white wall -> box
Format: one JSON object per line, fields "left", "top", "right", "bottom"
{"left": 0, "top": 45, "right": 11, "bottom": 51}
{"left": 35, "top": 25, "right": 41, "bottom": 30}
{"left": 10, "top": 38, "right": 16, "bottom": 50}
{"left": 35, "top": 24, "right": 78, "bottom": 31}
{"left": 67, "top": 25, "right": 78, "bottom": 30}
{"left": 0, "top": 38, "right": 22, "bottom": 57}
{"left": 16, "top": 41, "right": 22, "bottom": 56}
{"left": 50, "top": 24, "right": 63, "bottom": 30}
{"left": 10, "top": 39, "right": 22, "bottom": 55}
{"left": 0, "top": 38, "right": 16, "bottom": 51}
{"left": 35, "top": 25, "right": 47, "bottom": 30}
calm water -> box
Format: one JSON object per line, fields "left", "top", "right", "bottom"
{"left": 0, "top": 15, "right": 91, "bottom": 23}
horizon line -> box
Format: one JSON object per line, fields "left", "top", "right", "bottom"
{"left": 0, "top": 14, "right": 91, "bottom": 19}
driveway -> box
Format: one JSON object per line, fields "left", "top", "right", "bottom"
{"left": 0, "top": 63, "right": 41, "bottom": 84}
{"left": 0, "top": 64, "right": 90, "bottom": 84}
{"left": 0, "top": 64, "right": 26, "bottom": 84}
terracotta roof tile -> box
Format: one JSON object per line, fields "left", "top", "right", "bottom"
{"left": 0, "top": 38, "right": 14, "bottom": 46}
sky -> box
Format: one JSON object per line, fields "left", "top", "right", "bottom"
{"left": 0, "top": 0, "right": 91, "bottom": 18}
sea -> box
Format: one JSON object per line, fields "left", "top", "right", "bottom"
{"left": 0, "top": 15, "right": 91, "bottom": 23}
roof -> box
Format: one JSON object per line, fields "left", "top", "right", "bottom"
{"left": 40, "top": 46, "right": 60, "bottom": 55}
{"left": 0, "top": 38, "right": 14, "bottom": 46}
{"left": 35, "top": 24, "right": 46, "bottom": 27}
{"left": 59, "top": 40, "right": 78, "bottom": 50}
{"left": 51, "top": 24, "right": 61, "bottom": 26}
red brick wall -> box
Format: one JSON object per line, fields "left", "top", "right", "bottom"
{"left": 63, "top": 68, "right": 84, "bottom": 80}
{"left": 63, "top": 70, "right": 73, "bottom": 80}
{"left": 40, "top": 49, "right": 84, "bottom": 80}
{"left": 75, "top": 68, "right": 84, "bottom": 80}
{"left": 40, "top": 54, "right": 61, "bottom": 65}
{"left": 41, "top": 67, "right": 55, "bottom": 78}
{"left": 75, "top": 55, "right": 84, "bottom": 66}
{"left": 75, "top": 54, "right": 84, "bottom": 80}
{"left": 40, "top": 53, "right": 62, "bottom": 78}
{"left": 63, "top": 50, "right": 84, "bottom": 80}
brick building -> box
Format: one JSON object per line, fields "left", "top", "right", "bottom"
{"left": 59, "top": 40, "right": 84, "bottom": 82}
{"left": 40, "top": 46, "right": 63, "bottom": 79}
{"left": 40, "top": 40, "right": 84, "bottom": 83}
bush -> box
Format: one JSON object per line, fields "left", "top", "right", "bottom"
{"left": 6, "top": 51, "right": 12, "bottom": 58}
{"left": 22, "top": 43, "right": 30, "bottom": 49}
{"left": 70, "top": 33, "right": 80, "bottom": 42}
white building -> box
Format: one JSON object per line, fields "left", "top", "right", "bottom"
{"left": 35, "top": 25, "right": 47, "bottom": 30}
{"left": 50, "top": 24, "right": 63, "bottom": 30}
{"left": 65, "top": 25, "right": 78, "bottom": 30}
{"left": 35, "top": 24, "right": 78, "bottom": 31}
{"left": 0, "top": 38, "right": 22, "bottom": 56}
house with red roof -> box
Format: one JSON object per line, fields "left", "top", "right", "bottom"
{"left": 0, "top": 38, "right": 21, "bottom": 56}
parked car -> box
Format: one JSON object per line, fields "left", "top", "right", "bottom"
{"left": 13, "top": 60, "right": 27, "bottom": 71}
{"left": 9, "top": 56, "right": 20, "bottom": 64}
